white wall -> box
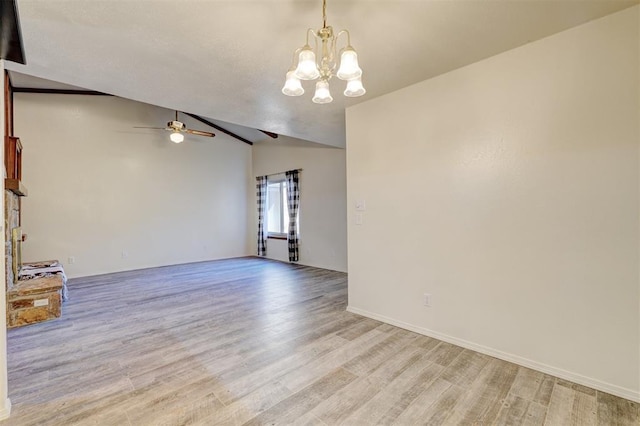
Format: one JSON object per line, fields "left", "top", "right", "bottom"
{"left": 253, "top": 137, "right": 347, "bottom": 272}
{"left": 14, "top": 94, "right": 252, "bottom": 278}
{"left": 346, "top": 6, "right": 639, "bottom": 401}
{"left": 0, "top": 60, "right": 12, "bottom": 420}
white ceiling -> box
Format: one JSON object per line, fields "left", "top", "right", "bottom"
{"left": 6, "top": 0, "right": 638, "bottom": 148}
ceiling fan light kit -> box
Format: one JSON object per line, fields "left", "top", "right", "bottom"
{"left": 133, "top": 111, "right": 215, "bottom": 143}
{"left": 169, "top": 131, "right": 185, "bottom": 143}
{"left": 282, "top": 0, "right": 365, "bottom": 104}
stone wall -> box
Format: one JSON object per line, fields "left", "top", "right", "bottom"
{"left": 5, "top": 190, "right": 19, "bottom": 290}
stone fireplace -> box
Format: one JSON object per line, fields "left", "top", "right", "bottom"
{"left": 4, "top": 159, "right": 67, "bottom": 327}
{"left": 3, "top": 72, "right": 65, "bottom": 327}
{"left": 4, "top": 190, "right": 20, "bottom": 290}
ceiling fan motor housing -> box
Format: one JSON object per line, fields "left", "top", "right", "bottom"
{"left": 168, "top": 120, "right": 185, "bottom": 130}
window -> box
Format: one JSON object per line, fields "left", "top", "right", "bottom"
{"left": 266, "top": 179, "right": 299, "bottom": 238}
{"left": 267, "top": 180, "right": 288, "bottom": 237}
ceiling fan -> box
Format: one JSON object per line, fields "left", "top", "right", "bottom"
{"left": 134, "top": 111, "right": 215, "bottom": 143}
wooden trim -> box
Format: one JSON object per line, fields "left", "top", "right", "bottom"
{"left": 4, "top": 70, "right": 12, "bottom": 137}
{"left": 0, "top": 0, "right": 26, "bottom": 64}
{"left": 9, "top": 73, "right": 13, "bottom": 136}
{"left": 4, "top": 135, "right": 21, "bottom": 179}
{"left": 182, "top": 113, "right": 253, "bottom": 146}
{"left": 4, "top": 135, "right": 20, "bottom": 179}
{"left": 11, "top": 88, "right": 111, "bottom": 96}
{"left": 5, "top": 178, "right": 27, "bottom": 196}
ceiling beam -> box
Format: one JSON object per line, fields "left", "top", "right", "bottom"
{"left": 12, "top": 88, "right": 111, "bottom": 96}
{"left": 259, "top": 130, "right": 278, "bottom": 139}
{"left": 0, "top": 0, "right": 26, "bottom": 64}
{"left": 8, "top": 88, "right": 262, "bottom": 145}
{"left": 182, "top": 113, "right": 253, "bottom": 146}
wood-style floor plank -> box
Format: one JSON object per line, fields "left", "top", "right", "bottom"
{"left": 339, "top": 346, "right": 439, "bottom": 424}
{"left": 241, "top": 367, "right": 357, "bottom": 426}
{"left": 439, "top": 349, "right": 490, "bottom": 387}
{"left": 496, "top": 394, "right": 536, "bottom": 425}
{"left": 443, "top": 358, "right": 519, "bottom": 425}
{"left": 0, "top": 257, "right": 636, "bottom": 425}
{"left": 597, "top": 391, "right": 640, "bottom": 426}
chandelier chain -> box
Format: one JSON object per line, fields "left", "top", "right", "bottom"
{"left": 322, "top": 0, "right": 327, "bottom": 28}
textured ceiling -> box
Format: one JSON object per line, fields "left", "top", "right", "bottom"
{"left": 6, "top": 0, "right": 638, "bottom": 148}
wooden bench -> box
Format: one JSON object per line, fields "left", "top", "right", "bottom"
{"left": 7, "top": 272, "right": 64, "bottom": 328}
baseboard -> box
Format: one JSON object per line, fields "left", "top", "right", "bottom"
{"left": 0, "top": 398, "right": 11, "bottom": 420}
{"left": 346, "top": 305, "right": 640, "bottom": 403}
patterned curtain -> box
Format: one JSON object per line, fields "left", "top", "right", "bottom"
{"left": 285, "top": 170, "right": 300, "bottom": 262}
{"left": 256, "top": 176, "right": 267, "bottom": 256}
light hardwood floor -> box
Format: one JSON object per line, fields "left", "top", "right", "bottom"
{"left": 2, "top": 257, "right": 638, "bottom": 425}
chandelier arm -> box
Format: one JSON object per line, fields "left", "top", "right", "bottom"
{"left": 306, "top": 28, "right": 318, "bottom": 45}
{"left": 329, "top": 34, "right": 337, "bottom": 73}
{"left": 336, "top": 29, "right": 352, "bottom": 48}
{"left": 288, "top": 47, "right": 302, "bottom": 70}
{"left": 312, "top": 31, "right": 320, "bottom": 71}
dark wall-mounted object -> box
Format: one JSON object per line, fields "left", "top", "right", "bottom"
{"left": 0, "top": 0, "right": 26, "bottom": 64}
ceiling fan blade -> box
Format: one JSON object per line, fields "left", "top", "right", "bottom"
{"left": 185, "top": 129, "right": 215, "bottom": 138}
{"left": 133, "top": 126, "right": 169, "bottom": 130}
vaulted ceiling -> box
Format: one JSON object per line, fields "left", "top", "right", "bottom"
{"left": 5, "top": 0, "right": 638, "bottom": 148}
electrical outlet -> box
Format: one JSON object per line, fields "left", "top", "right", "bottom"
{"left": 423, "top": 293, "right": 432, "bottom": 307}
{"left": 68, "top": 256, "right": 75, "bottom": 264}
{"left": 121, "top": 251, "right": 129, "bottom": 259}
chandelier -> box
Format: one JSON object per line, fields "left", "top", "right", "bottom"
{"left": 282, "top": 0, "right": 366, "bottom": 104}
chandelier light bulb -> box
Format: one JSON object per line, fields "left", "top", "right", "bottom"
{"left": 312, "top": 79, "right": 333, "bottom": 104}
{"left": 294, "top": 46, "right": 320, "bottom": 80}
{"left": 170, "top": 131, "right": 184, "bottom": 143}
{"left": 282, "top": 71, "right": 305, "bottom": 96}
{"left": 336, "top": 47, "right": 362, "bottom": 81}
{"left": 344, "top": 76, "right": 366, "bottom": 97}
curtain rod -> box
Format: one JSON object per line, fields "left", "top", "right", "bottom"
{"left": 261, "top": 168, "right": 302, "bottom": 178}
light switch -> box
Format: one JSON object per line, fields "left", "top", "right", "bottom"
{"left": 355, "top": 213, "right": 363, "bottom": 225}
